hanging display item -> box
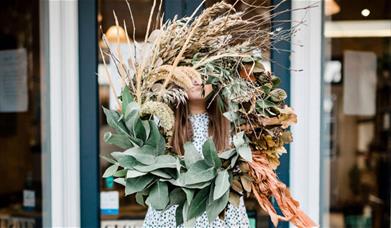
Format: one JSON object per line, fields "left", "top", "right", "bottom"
{"left": 100, "top": 1, "right": 317, "bottom": 227}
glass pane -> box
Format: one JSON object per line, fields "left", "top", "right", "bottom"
{"left": 321, "top": 0, "right": 391, "bottom": 227}
{"left": 0, "top": 0, "right": 47, "bottom": 227}
{"left": 98, "top": 1, "right": 271, "bottom": 227}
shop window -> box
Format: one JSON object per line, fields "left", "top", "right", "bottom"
{"left": 0, "top": 0, "right": 46, "bottom": 227}
{"left": 322, "top": 0, "right": 391, "bottom": 227}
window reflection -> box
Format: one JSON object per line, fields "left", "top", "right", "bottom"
{"left": 0, "top": 0, "right": 44, "bottom": 227}
{"left": 322, "top": 0, "right": 391, "bottom": 227}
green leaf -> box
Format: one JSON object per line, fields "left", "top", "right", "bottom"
{"left": 218, "top": 148, "right": 236, "bottom": 160}
{"left": 186, "top": 181, "right": 212, "bottom": 189}
{"left": 230, "top": 154, "right": 239, "bottom": 168}
{"left": 206, "top": 189, "right": 229, "bottom": 223}
{"left": 117, "top": 156, "right": 138, "bottom": 169}
{"left": 169, "top": 188, "right": 186, "bottom": 206}
{"left": 126, "top": 169, "right": 146, "bottom": 178}
{"left": 124, "top": 101, "right": 140, "bottom": 118}
{"left": 223, "top": 111, "right": 239, "bottom": 122}
{"left": 113, "top": 169, "right": 127, "bottom": 177}
{"left": 237, "top": 144, "right": 252, "bottom": 162}
{"left": 175, "top": 203, "right": 184, "bottom": 226}
{"left": 183, "top": 142, "right": 202, "bottom": 167}
{"left": 114, "top": 178, "right": 125, "bottom": 186}
{"left": 232, "top": 132, "right": 253, "bottom": 162}
{"left": 233, "top": 132, "right": 245, "bottom": 148}
{"left": 103, "top": 107, "right": 130, "bottom": 137}
{"left": 146, "top": 181, "right": 169, "bottom": 210}
{"left": 104, "top": 132, "right": 134, "bottom": 149}
{"left": 143, "top": 120, "right": 166, "bottom": 155}
{"left": 110, "top": 151, "right": 128, "bottom": 160}
{"left": 187, "top": 187, "right": 210, "bottom": 220}
{"left": 256, "top": 99, "right": 274, "bottom": 109}
{"left": 202, "top": 139, "right": 222, "bottom": 169}
{"left": 182, "top": 202, "right": 197, "bottom": 227}
{"left": 121, "top": 86, "right": 134, "bottom": 113}
{"left": 183, "top": 188, "right": 194, "bottom": 206}
{"left": 133, "top": 155, "right": 177, "bottom": 172}
{"left": 213, "top": 170, "right": 230, "bottom": 200}
{"left": 135, "top": 192, "right": 146, "bottom": 206}
{"left": 103, "top": 164, "right": 119, "bottom": 178}
{"left": 179, "top": 160, "right": 216, "bottom": 185}
{"left": 142, "top": 120, "right": 151, "bottom": 140}
{"left": 124, "top": 147, "right": 156, "bottom": 165}
{"left": 151, "top": 170, "right": 172, "bottom": 179}
{"left": 125, "top": 175, "right": 155, "bottom": 196}
{"left": 125, "top": 107, "right": 146, "bottom": 143}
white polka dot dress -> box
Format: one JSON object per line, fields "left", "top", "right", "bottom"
{"left": 143, "top": 113, "right": 250, "bottom": 228}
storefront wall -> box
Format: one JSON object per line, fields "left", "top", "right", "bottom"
{"left": 42, "top": 0, "right": 81, "bottom": 227}
{"left": 5, "top": 0, "right": 390, "bottom": 227}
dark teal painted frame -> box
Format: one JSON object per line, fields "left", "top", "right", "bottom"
{"left": 79, "top": 0, "right": 100, "bottom": 227}
{"left": 271, "top": 0, "right": 291, "bottom": 227}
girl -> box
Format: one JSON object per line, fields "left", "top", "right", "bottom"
{"left": 143, "top": 77, "right": 250, "bottom": 227}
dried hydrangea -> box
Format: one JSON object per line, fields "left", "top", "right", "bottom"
{"left": 140, "top": 101, "right": 175, "bottom": 136}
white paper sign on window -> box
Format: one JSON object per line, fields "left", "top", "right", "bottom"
{"left": 0, "top": 48, "right": 28, "bottom": 112}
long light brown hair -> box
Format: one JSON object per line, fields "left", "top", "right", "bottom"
{"left": 171, "top": 96, "right": 230, "bottom": 155}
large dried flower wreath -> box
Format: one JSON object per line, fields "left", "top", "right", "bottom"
{"left": 101, "top": 1, "right": 317, "bottom": 227}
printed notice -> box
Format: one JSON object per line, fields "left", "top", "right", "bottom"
{"left": 100, "top": 191, "right": 120, "bottom": 215}
{"left": 23, "top": 190, "right": 36, "bottom": 208}
{"left": 0, "top": 49, "right": 28, "bottom": 112}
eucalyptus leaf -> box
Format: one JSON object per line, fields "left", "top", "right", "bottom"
{"left": 169, "top": 188, "right": 186, "bottom": 206}
{"left": 223, "top": 111, "right": 239, "bottom": 122}
{"left": 146, "top": 181, "right": 169, "bottom": 210}
{"left": 206, "top": 189, "right": 229, "bottom": 223}
{"left": 183, "top": 142, "right": 202, "bottom": 167}
{"left": 121, "top": 86, "right": 134, "bottom": 113}
{"left": 133, "top": 155, "right": 177, "bottom": 172}
{"left": 230, "top": 154, "right": 239, "bottom": 168}
{"left": 103, "top": 107, "right": 130, "bottom": 137}
{"left": 187, "top": 187, "right": 210, "bottom": 220}
{"left": 151, "top": 170, "right": 172, "bottom": 179}
{"left": 213, "top": 170, "right": 230, "bottom": 200}
{"left": 103, "top": 164, "right": 119, "bottom": 178}
{"left": 113, "top": 169, "right": 127, "bottom": 177}
{"left": 126, "top": 169, "right": 146, "bottom": 178}
{"left": 124, "top": 147, "right": 156, "bottom": 165}
{"left": 183, "top": 188, "right": 194, "bottom": 206}
{"left": 125, "top": 108, "right": 146, "bottom": 143}
{"left": 117, "top": 156, "right": 138, "bottom": 169}
{"left": 186, "top": 181, "right": 212, "bottom": 189}
{"left": 135, "top": 192, "right": 146, "bottom": 206}
{"left": 125, "top": 175, "right": 155, "bottom": 196}
{"left": 218, "top": 148, "right": 236, "bottom": 160}
{"left": 202, "top": 139, "right": 222, "bottom": 169}
{"left": 104, "top": 132, "right": 134, "bottom": 149}
{"left": 110, "top": 151, "right": 128, "bottom": 161}
{"left": 114, "top": 178, "right": 125, "bottom": 186}
{"left": 179, "top": 160, "right": 216, "bottom": 185}
{"left": 142, "top": 120, "right": 151, "bottom": 140}
{"left": 237, "top": 144, "right": 253, "bottom": 162}
{"left": 175, "top": 203, "right": 184, "bottom": 226}
{"left": 144, "top": 120, "right": 166, "bottom": 155}
{"left": 233, "top": 132, "right": 245, "bottom": 148}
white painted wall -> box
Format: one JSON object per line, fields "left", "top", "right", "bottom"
{"left": 290, "top": 0, "right": 322, "bottom": 226}
{"left": 41, "top": 0, "right": 80, "bottom": 227}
